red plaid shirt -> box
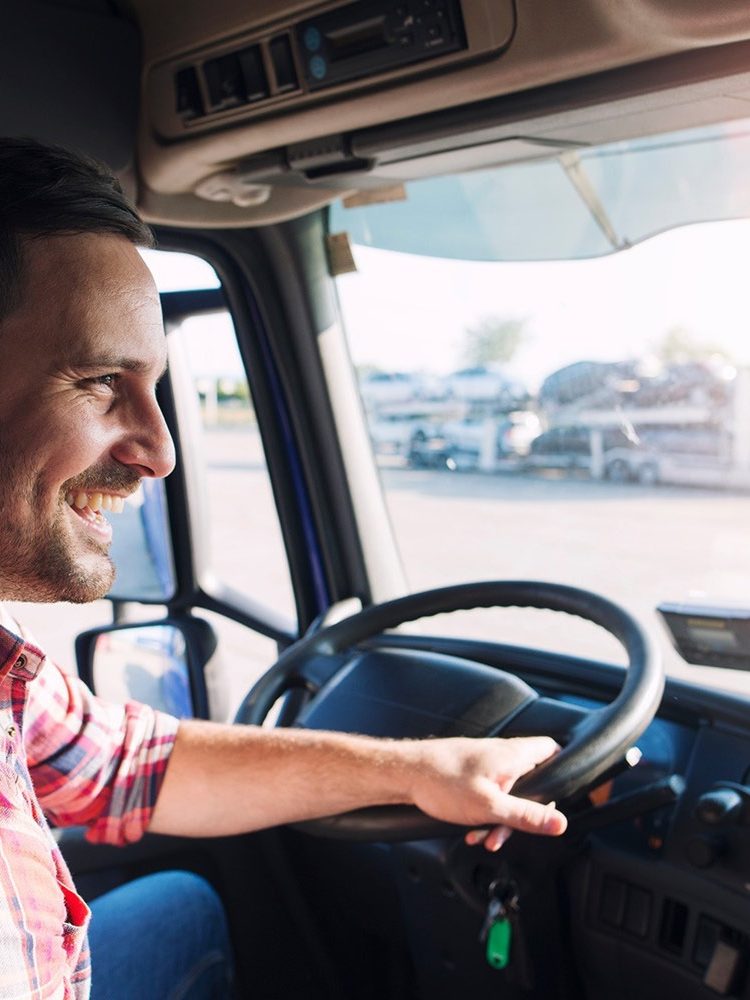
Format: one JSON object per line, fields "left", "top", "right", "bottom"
{"left": 0, "top": 613, "right": 179, "bottom": 998}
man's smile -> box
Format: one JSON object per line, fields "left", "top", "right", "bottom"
{"left": 64, "top": 488, "right": 133, "bottom": 543}
{"left": 66, "top": 490, "right": 127, "bottom": 514}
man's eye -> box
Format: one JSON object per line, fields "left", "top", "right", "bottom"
{"left": 92, "top": 374, "right": 117, "bottom": 388}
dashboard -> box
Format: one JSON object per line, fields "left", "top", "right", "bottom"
{"left": 575, "top": 709, "right": 750, "bottom": 999}
{"left": 287, "top": 636, "right": 750, "bottom": 999}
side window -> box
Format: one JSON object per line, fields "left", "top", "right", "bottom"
{"left": 144, "top": 249, "right": 296, "bottom": 718}
{"left": 174, "top": 308, "right": 296, "bottom": 618}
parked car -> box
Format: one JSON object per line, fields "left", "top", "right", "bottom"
{"left": 441, "top": 410, "right": 542, "bottom": 466}
{"left": 368, "top": 412, "right": 447, "bottom": 465}
{"left": 445, "top": 366, "right": 528, "bottom": 406}
{"left": 605, "top": 425, "right": 731, "bottom": 484}
{"left": 633, "top": 362, "right": 735, "bottom": 408}
{"left": 528, "top": 425, "right": 640, "bottom": 473}
{"left": 539, "top": 361, "right": 637, "bottom": 409}
{"left": 359, "top": 371, "right": 424, "bottom": 408}
{"left": 499, "top": 411, "right": 543, "bottom": 457}
{"left": 638, "top": 424, "right": 728, "bottom": 457}
{"left": 603, "top": 449, "right": 661, "bottom": 485}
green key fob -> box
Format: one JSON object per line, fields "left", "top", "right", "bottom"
{"left": 486, "top": 916, "right": 512, "bottom": 969}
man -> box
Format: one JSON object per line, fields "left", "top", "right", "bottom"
{"left": 0, "top": 138, "right": 566, "bottom": 999}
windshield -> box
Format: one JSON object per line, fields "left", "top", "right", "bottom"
{"left": 333, "top": 121, "right": 750, "bottom": 696}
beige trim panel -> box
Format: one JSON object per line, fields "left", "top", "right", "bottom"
{"left": 131, "top": 0, "right": 750, "bottom": 225}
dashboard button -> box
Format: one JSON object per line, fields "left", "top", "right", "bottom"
{"left": 623, "top": 885, "right": 652, "bottom": 938}
{"left": 693, "top": 916, "right": 721, "bottom": 968}
{"left": 599, "top": 875, "right": 627, "bottom": 928}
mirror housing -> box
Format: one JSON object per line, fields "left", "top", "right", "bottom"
{"left": 75, "top": 617, "right": 216, "bottom": 719}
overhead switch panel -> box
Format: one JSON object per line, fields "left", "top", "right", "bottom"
{"left": 297, "top": 0, "right": 465, "bottom": 91}
{"left": 158, "top": 0, "right": 514, "bottom": 137}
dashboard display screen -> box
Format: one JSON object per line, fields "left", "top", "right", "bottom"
{"left": 658, "top": 603, "right": 750, "bottom": 671}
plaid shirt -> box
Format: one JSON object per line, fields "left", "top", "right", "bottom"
{"left": 0, "top": 611, "right": 180, "bottom": 999}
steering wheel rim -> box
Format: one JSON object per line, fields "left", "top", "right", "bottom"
{"left": 235, "top": 580, "right": 664, "bottom": 839}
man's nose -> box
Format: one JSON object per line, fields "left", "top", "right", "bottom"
{"left": 110, "top": 397, "right": 176, "bottom": 479}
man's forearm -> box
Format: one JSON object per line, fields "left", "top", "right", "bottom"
{"left": 148, "top": 721, "right": 567, "bottom": 847}
{"left": 149, "top": 720, "right": 416, "bottom": 837}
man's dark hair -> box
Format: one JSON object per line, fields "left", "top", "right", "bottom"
{"left": 0, "top": 137, "right": 154, "bottom": 320}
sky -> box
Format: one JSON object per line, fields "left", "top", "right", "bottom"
{"left": 334, "top": 220, "right": 750, "bottom": 389}
{"left": 143, "top": 217, "right": 750, "bottom": 389}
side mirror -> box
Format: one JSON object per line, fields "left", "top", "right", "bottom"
{"left": 75, "top": 617, "right": 216, "bottom": 719}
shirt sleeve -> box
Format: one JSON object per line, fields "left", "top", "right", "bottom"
{"left": 24, "top": 660, "right": 180, "bottom": 846}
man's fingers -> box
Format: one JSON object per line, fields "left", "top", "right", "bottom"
{"left": 489, "top": 793, "right": 567, "bottom": 836}
{"left": 465, "top": 828, "right": 489, "bottom": 847}
{"left": 465, "top": 826, "right": 512, "bottom": 851}
{"left": 484, "top": 826, "right": 512, "bottom": 852}
{"left": 465, "top": 797, "right": 567, "bottom": 844}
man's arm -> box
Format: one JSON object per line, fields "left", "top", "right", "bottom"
{"left": 149, "top": 722, "right": 567, "bottom": 851}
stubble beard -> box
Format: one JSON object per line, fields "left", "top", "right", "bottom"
{"left": 0, "top": 445, "right": 117, "bottom": 604}
{"left": 0, "top": 496, "right": 115, "bottom": 603}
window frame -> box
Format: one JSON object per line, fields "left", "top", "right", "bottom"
{"left": 149, "top": 221, "right": 399, "bottom": 645}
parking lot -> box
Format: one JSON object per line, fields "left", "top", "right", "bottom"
{"left": 378, "top": 462, "right": 750, "bottom": 696}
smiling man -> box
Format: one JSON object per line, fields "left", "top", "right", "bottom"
{"left": 0, "top": 139, "right": 566, "bottom": 1000}
{"left": 0, "top": 234, "right": 173, "bottom": 604}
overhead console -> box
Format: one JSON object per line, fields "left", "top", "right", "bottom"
{"left": 147, "top": 0, "right": 514, "bottom": 140}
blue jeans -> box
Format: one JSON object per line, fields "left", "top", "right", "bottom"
{"left": 88, "top": 870, "right": 234, "bottom": 1000}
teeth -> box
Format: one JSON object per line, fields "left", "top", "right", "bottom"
{"left": 67, "top": 491, "right": 127, "bottom": 514}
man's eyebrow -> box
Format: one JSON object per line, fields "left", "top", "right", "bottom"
{"left": 68, "top": 357, "right": 169, "bottom": 378}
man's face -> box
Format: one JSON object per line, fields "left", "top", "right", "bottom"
{"left": 0, "top": 233, "right": 175, "bottom": 603}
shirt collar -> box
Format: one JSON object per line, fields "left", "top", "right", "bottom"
{"left": 0, "top": 625, "right": 44, "bottom": 682}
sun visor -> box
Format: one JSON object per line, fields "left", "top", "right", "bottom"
{"left": 331, "top": 119, "right": 750, "bottom": 261}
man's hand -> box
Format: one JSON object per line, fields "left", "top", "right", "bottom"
{"left": 401, "top": 735, "right": 567, "bottom": 851}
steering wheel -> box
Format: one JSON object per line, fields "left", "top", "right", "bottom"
{"left": 235, "top": 581, "right": 663, "bottom": 840}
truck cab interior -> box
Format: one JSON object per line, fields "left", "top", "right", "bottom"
{"left": 5, "top": 1, "right": 750, "bottom": 998}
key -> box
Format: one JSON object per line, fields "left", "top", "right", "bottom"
{"left": 481, "top": 878, "right": 519, "bottom": 970}
{"left": 479, "top": 896, "right": 504, "bottom": 944}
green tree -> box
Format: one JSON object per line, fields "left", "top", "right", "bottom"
{"left": 655, "top": 325, "right": 733, "bottom": 364}
{"left": 461, "top": 317, "right": 526, "bottom": 366}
